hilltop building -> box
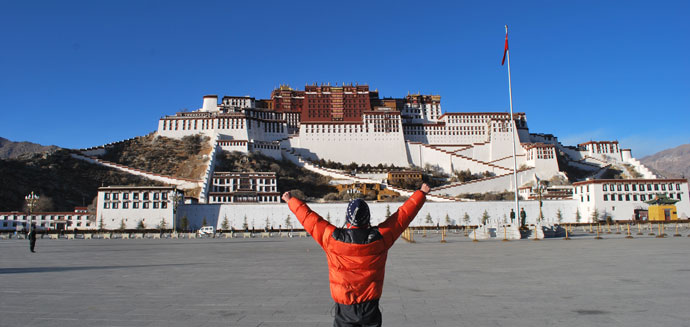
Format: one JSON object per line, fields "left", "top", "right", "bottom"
{"left": 78, "top": 83, "right": 689, "bottom": 231}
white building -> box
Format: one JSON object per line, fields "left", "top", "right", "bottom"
{"left": 208, "top": 171, "right": 280, "bottom": 204}
{"left": 0, "top": 207, "right": 95, "bottom": 231}
{"left": 572, "top": 178, "right": 690, "bottom": 222}
{"left": 97, "top": 186, "right": 184, "bottom": 230}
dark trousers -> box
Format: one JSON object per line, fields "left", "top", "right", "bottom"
{"left": 30, "top": 239, "right": 36, "bottom": 252}
{"left": 333, "top": 299, "right": 382, "bottom": 327}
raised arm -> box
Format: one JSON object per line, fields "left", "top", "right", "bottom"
{"left": 284, "top": 192, "right": 333, "bottom": 249}
{"left": 378, "top": 184, "right": 429, "bottom": 247}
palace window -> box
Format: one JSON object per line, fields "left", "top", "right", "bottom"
{"left": 133, "top": 202, "right": 139, "bottom": 209}
{"left": 632, "top": 184, "right": 637, "bottom": 191}
{"left": 123, "top": 202, "right": 129, "bottom": 209}
{"left": 603, "top": 194, "right": 608, "bottom": 201}
{"left": 603, "top": 184, "right": 607, "bottom": 191}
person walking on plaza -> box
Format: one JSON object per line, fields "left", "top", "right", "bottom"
{"left": 520, "top": 207, "right": 527, "bottom": 227}
{"left": 28, "top": 224, "right": 37, "bottom": 253}
{"left": 283, "top": 183, "right": 430, "bottom": 327}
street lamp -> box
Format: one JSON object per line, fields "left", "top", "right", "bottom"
{"left": 25, "top": 191, "right": 39, "bottom": 230}
{"left": 172, "top": 188, "right": 182, "bottom": 232}
{"left": 536, "top": 182, "right": 546, "bottom": 222}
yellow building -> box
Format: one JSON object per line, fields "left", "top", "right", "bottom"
{"left": 645, "top": 195, "right": 679, "bottom": 221}
{"left": 335, "top": 183, "right": 400, "bottom": 201}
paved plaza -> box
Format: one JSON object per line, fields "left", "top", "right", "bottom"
{"left": 1, "top": 230, "right": 690, "bottom": 327}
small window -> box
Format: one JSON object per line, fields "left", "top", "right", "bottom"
{"left": 603, "top": 194, "right": 608, "bottom": 201}
{"left": 112, "top": 202, "right": 119, "bottom": 209}
{"left": 603, "top": 184, "right": 607, "bottom": 191}
{"left": 162, "top": 192, "right": 168, "bottom": 200}
{"left": 161, "top": 202, "right": 167, "bottom": 209}
{"left": 123, "top": 202, "right": 129, "bottom": 209}
{"left": 104, "top": 193, "right": 110, "bottom": 200}
{"left": 153, "top": 202, "right": 159, "bottom": 209}
{"left": 641, "top": 195, "right": 646, "bottom": 201}
{"left": 133, "top": 202, "right": 139, "bottom": 209}
{"left": 678, "top": 193, "right": 682, "bottom": 200}
{"left": 123, "top": 193, "right": 129, "bottom": 200}
{"left": 639, "top": 184, "right": 645, "bottom": 191}
{"left": 676, "top": 184, "right": 681, "bottom": 191}
{"left": 143, "top": 192, "right": 150, "bottom": 200}
{"left": 133, "top": 193, "right": 139, "bottom": 200}
{"left": 625, "top": 194, "right": 630, "bottom": 201}
{"left": 633, "top": 195, "right": 638, "bottom": 201}
{"left": 624, "top": 184, "right": 629, "bottom": 191}
{"left": 661, "top": 184, "right": 666, "bottom": 191}
{"left": 617, "top": 185, "right": 622, "bottom": 191}
{"left": 113, "top": 193, "right": 119, "bottom": 200}
{"left": 143, "top": 202, "right": 150, "bottom": 209}
{"left": 104, "top": 203, "right": 110, "bottom": 209}
{"left": 618, "top": 195, "right": 623, "bottom": 201}
{"left": 153, "top": 193, "right": 160, "bottom": 200}
{"left": 632, "top": 184, "right": 637, "bottom": 191}
{"left": 654, "top": 184, "right": 659, "bottom": 191}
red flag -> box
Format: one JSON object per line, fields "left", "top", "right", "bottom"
{"left": 501, "top": 30, "right": 509, "bottom": 66}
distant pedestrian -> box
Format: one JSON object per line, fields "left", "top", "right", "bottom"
{"left": 510, "top": 209, "right": 515, "bottom": 224}
{"left": 28, "top": 224, "right": 37, "bottom": 253}
{"left": 520, "top": 208, "right": 527, "bottom": 227}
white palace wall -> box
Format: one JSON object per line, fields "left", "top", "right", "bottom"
{"left": 294, "top": 122, "right": 409, "bottom": 166}
{"left": 177, "top": 199, "right": 579, "bottom": 230}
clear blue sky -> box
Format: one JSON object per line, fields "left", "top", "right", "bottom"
{"left": 1, "top": 0, "right": 688, "bottom": 157}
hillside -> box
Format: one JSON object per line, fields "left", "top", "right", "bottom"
{"left": 0, "top": 137, "right": 60, "bottom": 159}
{"left": 99, "top": 134, "right": 211, "bottom": 180}
{"left": 0, "top": 149, "right": 162, "bottom": 212}
{"left": 215, "top": 151, "right": 336, "bottom": 200}
{"left": 640, "top": 143, "right": 690, "bottom": 179}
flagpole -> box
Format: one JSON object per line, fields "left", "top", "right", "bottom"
{"left": 505, "top": 24, "right": 521, "bottom": 227}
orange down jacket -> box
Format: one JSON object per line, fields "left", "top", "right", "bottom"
{"left": 288, "top": 190, "right": 426, "bottom": 305}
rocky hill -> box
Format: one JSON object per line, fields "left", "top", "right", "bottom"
{"left": 0, "top": 137, "right": 59, "bottom": 159}
{"left": 98, "top": 134, "right": 212, "bottom": 180}
{"left": 640, "top": 143, "right": 690, "bottom": 179}
{"left": 0, "top": 149, "right": 161, "bottom": 212}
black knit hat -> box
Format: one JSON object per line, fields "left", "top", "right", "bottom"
{"left": 346, "top": 199, "right": 370, "bottom": 227}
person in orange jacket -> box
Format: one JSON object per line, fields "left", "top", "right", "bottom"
{"left": 283, "top": 183, "right": 430, "bottom": 327}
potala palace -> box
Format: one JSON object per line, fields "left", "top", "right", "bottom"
{"left": 5, "top": 83, "right": 688, "bottom": 233}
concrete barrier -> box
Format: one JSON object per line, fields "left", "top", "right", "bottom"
{"left": 122, "top": 233, "right": 130, "bottom": 239}
{"left": 134, "top": 233, "right": 143, "bottom": 239}
{"left": 243, "top": 232, "right": 252, "bottom": 238}
{"left": 171, "top": 232, "right": 179, "bottom": 239}
{"left": 261, "top": 232, "right": 270, "bottom": 238}
{"left": 153, "top": 234, "right": 161, "bottom": 239}
{"left": 66, "top": 234, "right": 75, "bottom": 240}
{"left": 50, "top": 234, "right": 59, "bottom": 240}
{"left": 103, "top": 233, "right": 111, "bottom": 239}
{"left": 84, "top": 233, "right": 92, "bottom": 239}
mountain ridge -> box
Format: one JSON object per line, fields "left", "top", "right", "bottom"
{"left": 640, "top": 143, "right": 690, "bottom": 179}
